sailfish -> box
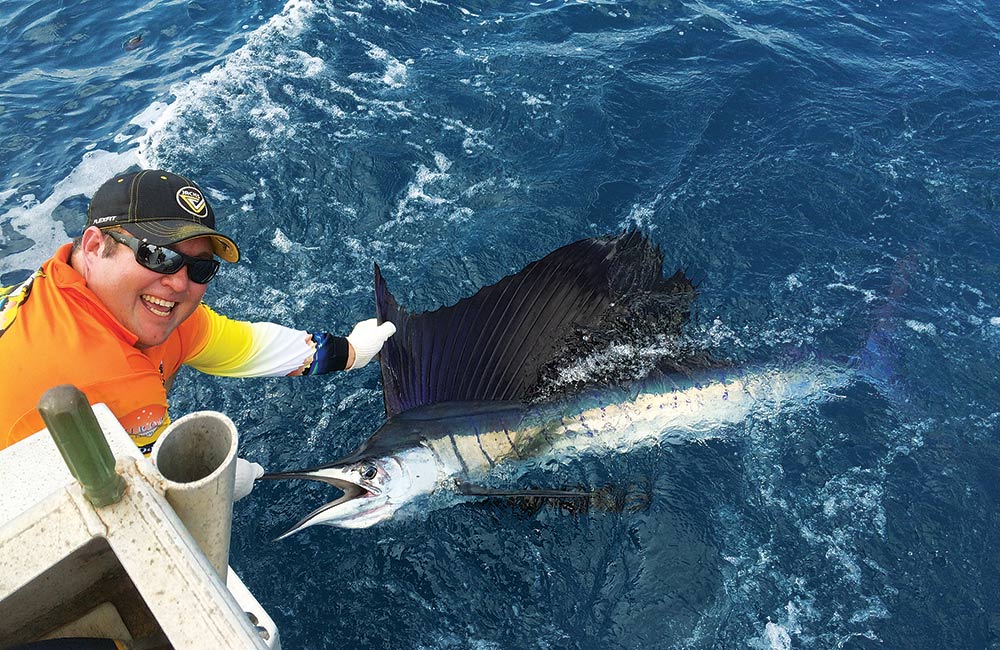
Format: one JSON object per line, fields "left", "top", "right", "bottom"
{"left": 262, "top": 232, "right": 844, "bottom": 538}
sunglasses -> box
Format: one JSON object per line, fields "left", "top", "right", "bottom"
{"left": 106, "top": 230, "right": 220, "bottom": 284}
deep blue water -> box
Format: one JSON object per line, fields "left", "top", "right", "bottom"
{"left": 3, "top": 0, "right": 999, "bottom": 648}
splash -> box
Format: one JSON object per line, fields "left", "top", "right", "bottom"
{"left": 0, "top": 148, "right": 141, "bottom": 275}
{"left": 137, "top": 0, "right": 322, "bottom": 167}
{"left": 0, "top": 0, "right": 322, "bottom": 275}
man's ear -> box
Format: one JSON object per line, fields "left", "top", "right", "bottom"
{"left": 80, "top": 227, "right": 108, "bottom": 255}
{"left": 76, "top": 227, "right": 111, "bottom": 276}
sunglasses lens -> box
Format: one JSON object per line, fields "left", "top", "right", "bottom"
{"left": 137, "top": 243, "right": 184, "bottom": 274}
{"left": 128, "top": 237, "right": 219, "bottom": 284}
{"left": 187, "top": 259, "right": 220, "bottom": 284}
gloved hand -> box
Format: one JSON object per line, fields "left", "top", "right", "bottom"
{"left": 346, "top": 319, "right": 396, "bottom": 370}
{"left": 234, "top": 457, "right": 265, "bottom": 501}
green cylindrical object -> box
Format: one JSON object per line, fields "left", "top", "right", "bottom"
{"left": 37, "top": 385, "right": 126, "bottom": 507}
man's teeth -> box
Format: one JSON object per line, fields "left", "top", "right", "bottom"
{"left": 142, "top": 295, "right": 176, "bottom": 316}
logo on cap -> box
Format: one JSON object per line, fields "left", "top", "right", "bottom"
{"left": 177, "top": 187, "right": 208, "bottom": 218}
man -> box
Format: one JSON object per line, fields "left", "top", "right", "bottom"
{"left": 0, "top": 169, "right": 395, "bottom": 496}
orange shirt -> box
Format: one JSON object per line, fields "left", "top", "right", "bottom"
{"left": 0, "top": 244, "right": 314, "bottom": 452}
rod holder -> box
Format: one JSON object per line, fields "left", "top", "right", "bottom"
{"left": 152, "top": 411, "right": 238, "bottom": 577}
{"left": 37, "top": 385, "right": 126, "bottom": 508}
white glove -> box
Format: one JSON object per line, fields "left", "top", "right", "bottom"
{"left": 346, "top": 319, "right": 396, "bottom": 370}
{"left": 234, "top": 458, "right": 265, "bottom": 501}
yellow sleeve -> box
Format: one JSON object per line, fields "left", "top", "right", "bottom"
{"left": 185, "top": 304, "right": 316, "bottom": 377}
{"left": 1, "top": 270, "right": 43, "bottom": 336}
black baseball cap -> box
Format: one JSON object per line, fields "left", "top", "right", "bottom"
{"left": 87, "top": 169, "right": 240, "bottom": 263}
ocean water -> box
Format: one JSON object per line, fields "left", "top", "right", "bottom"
{"left": 2, "top": 0, "right": 999, "bottom": 648}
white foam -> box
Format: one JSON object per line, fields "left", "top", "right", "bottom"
{"left": 521, "top": 91, "right": 552, "bottom": 107}
{"left": 825, "top": 282, "right": 876, "bottom": 303}
{"left": 849, "top": 596, "right": 889, "bottom": 623}
{"left": 382, "top": 58, "right": 410, "bottom": 89}
{"left": 551, "top": 340, "right": 670, "bottom": 387}
{"left": 136, "top": 0, "right": 321, "bottom": 166}
{"left": 386, "top": 153, "right": 455, "bottom": 225}
{"left": 336, "top": 388, "right": 380, "bottom": 411}
{"left": 0, "top": 95, "right": 172, "bottom": 275}
{"left": 271, "top": 228, "right": 295, "bottom": 253}
{"left": 763, "top": 622, "right": 791, "bottom": 650}
{"left": 905, "top": 320, "right": 937, "bottom": 336}
{"left": 619, "top": 191, "right": 665, "bottom": 232}
{"left": 441, "top": 116, "right": 491, "bottom": 153}
{"left": 432, "top": 151, "right": 452, "bottom": 172}
{"left": 348, "top": 41, "right": 410, "bottom": 89}
{"left": 294, "top": 50, "right": 326, "bottom": 77}
{"left": 378, "top": 0, "right": 418, "bottom": 13}
{"left": 755, "top": 601, "right": 804, "bottom": 650}
{"left": 248, "top": 103, "right": 295, "bottom": 150}
{"left": 408, "top": 165, "right": 449, "bottom": 204}
{"left": 960, "top": 283, "right": 984, "bottom": 297}
{"left": 268, "top": 0, "right": 318, "bottom": 37}
{"left": 0, "top": 148, "right": 141, "bottom": 275}
{"left": 447, "top": 207, "right": 473, "bottom": 223}
{"left": 1, "top": 0, "right": 321, "bottom": 274}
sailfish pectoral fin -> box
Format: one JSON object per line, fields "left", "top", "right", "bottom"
{"left": 457, "top": 481, "right": 599, "bottom": 516}
{"left": 458, "top": 482, "right": 653, "bottom": 516}
{"left": 456, "top": 481, "right": 594, "bottom": 498}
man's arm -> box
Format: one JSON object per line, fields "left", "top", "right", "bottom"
{"left": 299, "top": 319, "right": 395, "bottom": 376}
{"left": 183, "top": 305, "right": 393, "bottom": 378}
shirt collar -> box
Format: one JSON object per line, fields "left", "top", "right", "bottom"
{"left": 45, "top": 243, "right": 140, "bottom": 346}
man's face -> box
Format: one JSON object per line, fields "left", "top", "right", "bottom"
{"left": 85, "top": 232, "right": 213, "bottom": 349}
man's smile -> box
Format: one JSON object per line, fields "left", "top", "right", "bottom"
{"left": 141, "top": 294, "right": 177, "bottom": 317}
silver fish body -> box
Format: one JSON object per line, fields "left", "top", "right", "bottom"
{"left": 420, "top": 363, "right": 843, "bottom": 477}
{"left": 270, "top": 363, "right": 844, "bottom": 536}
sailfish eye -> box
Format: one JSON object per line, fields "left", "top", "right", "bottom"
{"left": 359, "top": 464, "right": 378, "bottom": 481}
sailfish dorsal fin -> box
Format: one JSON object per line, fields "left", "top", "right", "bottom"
{"left": 374, "top": 231, "right": 694, "bottom": 419}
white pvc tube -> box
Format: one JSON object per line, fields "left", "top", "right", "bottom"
{"left": 151, "top": 411, "right": 237, "bottom": 577}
